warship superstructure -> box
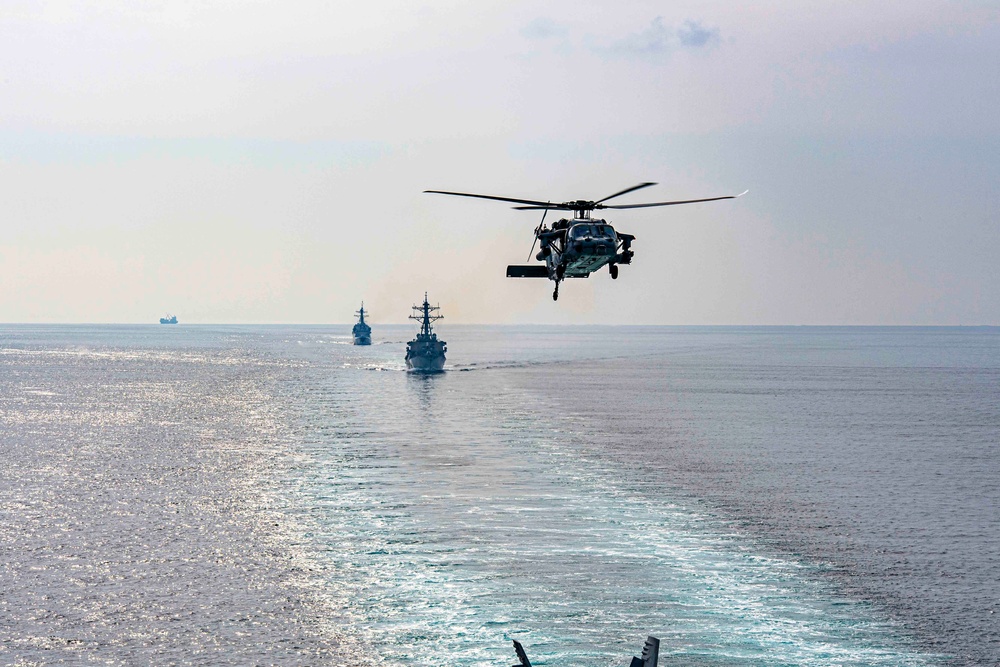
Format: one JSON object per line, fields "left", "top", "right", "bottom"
{"left": 352, "top": 303, "right": 372, "bottom": 345}
{"left": 405, "top": 294, "right": 446, "bottom": 373}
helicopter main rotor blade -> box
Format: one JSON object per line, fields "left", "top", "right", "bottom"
{"left": 602, "top": 190, "right": 748, "bottom": 209}
{"left": 424, "top": 190, "right": 553, "bottom": 208}
{"left": 594, "top": 182, "right": 657, "bottom": 205}
{"left": 511, "top": 204, "right": 576, "bottom": 211}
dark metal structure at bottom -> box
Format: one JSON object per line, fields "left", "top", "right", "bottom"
{"left": 510, "top": 635, "right": 659, "bottom": 667}
{"left": 629, "top": 636, "right": 659, "bottom": 667}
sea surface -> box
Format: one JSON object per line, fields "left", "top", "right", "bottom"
{"left": 1, "top": 325, "right": 997, "bottom": 666}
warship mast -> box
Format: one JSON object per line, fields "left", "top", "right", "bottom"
{"left": 409, "top": 293, "right": 443, "bottom": 337}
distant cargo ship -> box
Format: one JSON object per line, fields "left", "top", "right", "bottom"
{"left": 352, "top": 303, "right": 372, "bottom": 345}
{"left": 159, "top": 315, "right": 178, "bottom": 325}
{"left": 405, "top": 294, "right": 446, "bottom": 373}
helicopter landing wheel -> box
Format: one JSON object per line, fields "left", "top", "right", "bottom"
{"left": 553, "top": 284, "right": 560, "bottom": 301}
{"left": 609, "top": 264, "right": 619, "bottom": 280}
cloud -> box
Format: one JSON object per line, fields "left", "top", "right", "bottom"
{"left": 602, "top": 17, "right": 720, "bottom": 58}
{"left": 521, "top": 17, "right": 569, "bottom": 40}
{"left": 677, "top": 20, "right": 721, "bottom": 48}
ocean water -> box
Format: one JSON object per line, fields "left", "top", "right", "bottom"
{"left": 1, "top": 325, "right": 997, "bottom": 666}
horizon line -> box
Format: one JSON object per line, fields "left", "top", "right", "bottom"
{"left": 1, "top": 322, "right": 998, "bottom": 328}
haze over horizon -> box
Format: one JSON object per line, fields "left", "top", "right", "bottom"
{"left": 2, "top": 1, "right": 998, "bottom": 325}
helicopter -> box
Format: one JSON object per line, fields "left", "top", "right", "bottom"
{"left": 425, "top": 182, "right": 747, "bottom": 300}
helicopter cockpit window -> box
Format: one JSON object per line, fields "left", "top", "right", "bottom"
{"left": 570, "top": 224, "right": 614, "bottom": 238}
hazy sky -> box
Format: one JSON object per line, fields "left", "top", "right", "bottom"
{"left": 2, "top": 0, "right": 998, "bottom": 324}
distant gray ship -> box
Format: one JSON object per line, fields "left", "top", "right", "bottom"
{"left": 159, "top": 315, "right": 178, "bottom": 325}
{"left": 405, "top": 294, "right": 446, "bottom": 373}
{"left": 352, "top": 303, "right": 372, "bottom": 345}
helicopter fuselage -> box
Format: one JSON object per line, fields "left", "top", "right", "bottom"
{"left": 534, "top": 218, "right": 634, "bottom": 279}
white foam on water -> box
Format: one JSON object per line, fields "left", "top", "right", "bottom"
{"left": 280, "top": 369, "right": 939, "bottom": 666}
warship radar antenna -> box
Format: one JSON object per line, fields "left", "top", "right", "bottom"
{"left": 408, "top": 292, "right": 443, "bottom": 337}
{"left": 355, "top": 302, "right": 369, "bottom": 323}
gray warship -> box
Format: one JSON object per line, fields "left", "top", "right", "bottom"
{"left": 352, "top": 303, "right": 372, "bottom": 345}
{"left": 405, "top": 294, "right": 446, "bottom": 373}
